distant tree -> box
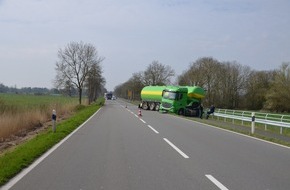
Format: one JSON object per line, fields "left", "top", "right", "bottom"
{"left": 86, "top": 60, "right": 106, "bottom": 104}
{"left": 114, "top": 72, "right": 144, "bottom": 100}
{"left": 218, "top": 62, "right": 251, "bottom": 108}
{"left": 127, "top": 72, "right": 144, "bottom": 100}
{"left": 114, "top": 83, "right": 127, "bottom": 99}
{"left": 264, "top": 63, "right": 290, "bottom": 112}
{"left": 0, "top": 83, "right": 9, "bottom": 93}
{"left": 243, "top": 70, "right": 274, "bottom": 110}
{"left": 55, "top": 41, "right": 103, "bottom": 104}
{"left": 179, "top": 57, "right": 220, "bottom": 106}
{"left": 63, "top": 80, "right": 74, "bottom": 96}
{"left": 143, "top": 60, "right": 175, "bottom": 86}
{"left": 178, "top": 57, "right": 251, "bottom": 108}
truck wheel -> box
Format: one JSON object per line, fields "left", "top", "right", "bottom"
{"left": 155, "top": 103, "right": 160, "bottom": 111}
{"left": 178, "top": 109, "right": 184, "bottom": 115}
{"left": 149, "top": 103, "right": 155, "bottom": 110}
{"left": 142, "top": 102, "right": 149, "bottom": 110}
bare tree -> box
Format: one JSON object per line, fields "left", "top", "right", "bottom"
{"left": 55, "top": 41, "right": 102, "bottom": 104}
{"left": 143, "top": 60, "right": 175, "bottom": 86}
{"left": 242, "top": 70, "right": 273, "bottom": 110}
{"left": 177, "top": 57, "right": 251, "bottom": 108}
{"left": 63, "top": 80, "right": 75, "bottom": 97}
{"left": 114, "top": 72, "right": 144, "bottom": 100}
{"left": 87, "top": 60, "right": 106, "bottom": 104}
{"left": 183, "top": 57, "right": 220, "bottom": 106}
{"left": 218, "top": 62, "right": 251, "bottom": 108}
{"left": 264, "top": 63, "right": 290, "bottom": 112}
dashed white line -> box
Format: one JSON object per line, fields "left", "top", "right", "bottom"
{"left": 140, "top": 119, "right": 146, "bottom": 123}
{"left": 147, "top": 125, "right": 159, "bottom": 134}
{"left": 163, "top": 138, "right": 189, "bottom": 158}
{"left": 205, "top": 175, "right": 229, "bottom": 190}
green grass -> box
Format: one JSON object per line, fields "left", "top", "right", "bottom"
{"left": 0, "top": 93, "right": 78, "bottom": 114}
{"left": 213, "top": 115, "right": 290, "bottom": 137}
{"left": 187, "top": 116, "right": 290, "bottom": 147}
{"left": 0, "top": 98, "right": 104, "bottom": 186}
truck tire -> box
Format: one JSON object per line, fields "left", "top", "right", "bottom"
{"left": 142, "top": 102, "right": 149, "bottom": 110}
{"left": 178, "top": 108, "right": 184, "bottom": 115}
{"left": 149, "top": 103, "right": 155, "bottom": 110}
{"left": 155, "top": 103, "right": 160, "bottom": 111}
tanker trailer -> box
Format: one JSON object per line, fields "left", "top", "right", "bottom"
{"left": 139, "top": 86, "right": 166, "bottom": 111}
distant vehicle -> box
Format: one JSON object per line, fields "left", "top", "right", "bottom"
{"left": 112, "top": 96, "right": 116, "bottom": 100}
{"left": 105, "top": 92, "right": 113, "bottom": 100}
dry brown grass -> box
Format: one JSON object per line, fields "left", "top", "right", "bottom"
{"left": 0, "top": 95, "right": 78, "bottom": 142}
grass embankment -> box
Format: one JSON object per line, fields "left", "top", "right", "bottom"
{"left": 188, "top": 116, "right": 290, "bottom": 147}
{"left": 211, "top": 116, "right": 290, "bottom": 137}
{"left": 0, "top": 98, "right": 104, "bottom": 186}
{"left": 0, "top": 94, "right": 79, "bottom": 140}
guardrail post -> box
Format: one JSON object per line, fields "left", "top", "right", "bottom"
{"left": 280, "top": 116, "right": 285, "bottom": 134}
{"left": 265, "top": 113, "right": 268, "bottom": 131}
{"left": 251, "top": 112, "right": 255, "bottom": 134}
{"left": 52, "top": 109, "right": 57, "bottom": 133}
{"left": 242, "top": 111, "right": 244, "bottom": 125}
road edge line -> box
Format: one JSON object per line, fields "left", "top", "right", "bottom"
{"left": 1, "top": 108, "right": 102, "bottom": 190}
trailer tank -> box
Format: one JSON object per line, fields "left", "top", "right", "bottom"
{"left": 184, "top": 86, "right": 206, "bottom": 108}
{"left": 140, "top": 86, "right": 166, "bottom": 110}
{"left": 186, "top": 86, "right": 205, "bottom": 100}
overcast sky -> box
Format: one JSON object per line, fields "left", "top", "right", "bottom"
{"left": 0, "top": 0, "right": 290, "bottom": 91}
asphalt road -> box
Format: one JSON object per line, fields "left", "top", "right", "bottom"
{"left": 3, "top": 99, "right": 290, "bottom": 190}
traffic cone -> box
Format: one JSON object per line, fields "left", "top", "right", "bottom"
{"left": 138, "top": 109, "right": 142, "bottom": 116}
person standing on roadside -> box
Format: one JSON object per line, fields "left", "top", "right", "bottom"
{"left": 199, "top": 104, "right": 204, "bottom": 119}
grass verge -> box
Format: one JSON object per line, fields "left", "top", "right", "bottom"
{"left": 0, "top": 99, "right": 104, "bottom": 186}
{"left": 188, "top": 116, "right": 290, "bottom": 147}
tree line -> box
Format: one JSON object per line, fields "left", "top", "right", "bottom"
{"left": 114, "top": 57, "right": 290, "bottom": 112}
{"left": 0, "top": 84, "right": 53, "bottom": 95}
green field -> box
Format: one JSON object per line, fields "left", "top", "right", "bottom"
{"left": 0, "top": 93, "right": 79, "bottom": 113}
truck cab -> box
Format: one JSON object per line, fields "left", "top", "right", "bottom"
{"left": 105, "top": 92, "right": 113, "bottom": 100}
{"left": 160, "top": 86, "right": 188, "bottom": 115}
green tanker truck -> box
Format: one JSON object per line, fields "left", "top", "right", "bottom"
{"left": 139, "top": 85, "right": 205, "bottom": 116}
{"left": 160, "top": 86, "right": 206, "bottom": 116}
{"left": 139, "top": 86, "right": 165, "bottom": 111}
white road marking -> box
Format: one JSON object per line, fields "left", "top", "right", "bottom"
{"left": 172, "top": 115, "right": 290, "bottom": 149}
{"left": 140, "top": 119, "right": 146, "bottom": 123}
{"left": 163, "top": 138, "right": 189, "bottom": 158}
{"left": 134, "top": 114, "right": 139, "bottom": 118}
{"left": 147, "top": 125, "right": 159, "bottom": 134}
{"left": 205, "top": 175, "right": 229, "bottom": 190}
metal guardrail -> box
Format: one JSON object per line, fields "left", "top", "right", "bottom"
{"left": 211, "top": 109, "right": 290, "bottom": 134}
